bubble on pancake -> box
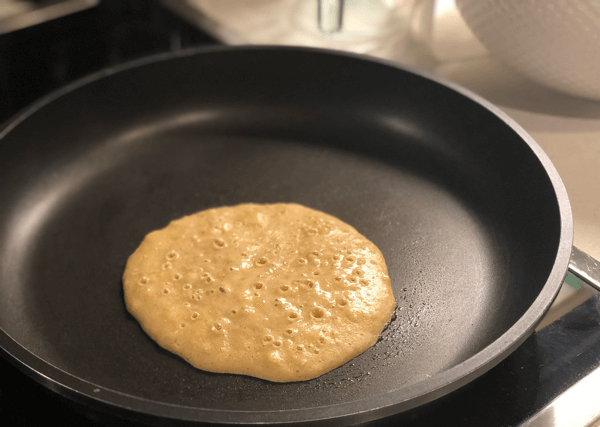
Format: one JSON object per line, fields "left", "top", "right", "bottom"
{"left": 311, "top": 307, "right": 326, "bottom": 318}
{"left": 123, "top": 203, "right": 395, "bottom": 382}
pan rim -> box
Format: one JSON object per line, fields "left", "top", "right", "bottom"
{"left": 0, "top": 45, "right": 573, "bottom": 425}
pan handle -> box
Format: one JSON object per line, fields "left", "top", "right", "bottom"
{"left": 566, "top": 246, "right": 600, "bottom": 292}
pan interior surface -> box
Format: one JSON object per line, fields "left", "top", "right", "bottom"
{"left": 0, "top": 49, "right": 563, "bottom": 419}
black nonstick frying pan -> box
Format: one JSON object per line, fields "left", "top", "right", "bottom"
{"left": 1, "top": 46, "right": 598, "bottom": 426}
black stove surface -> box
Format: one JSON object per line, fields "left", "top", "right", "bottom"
{"left": 2, "top": 2, "right": 600, "bottom": 425}
{"left": 0, "top": 0, "right": 216, "bottom": 125}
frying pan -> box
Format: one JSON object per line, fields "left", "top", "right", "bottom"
{"left": 0, "top": 46, "right": 598, "bottom": 426}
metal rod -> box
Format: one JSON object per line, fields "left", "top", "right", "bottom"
{"left": 318, "top": 0, "right": 344, "bottom": 34}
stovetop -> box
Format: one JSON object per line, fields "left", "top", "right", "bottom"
{"left": 2, "top": 1, "right": 600, "bottom": 426}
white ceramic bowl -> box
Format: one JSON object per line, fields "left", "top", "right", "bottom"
{"left": 456, "top": 0, "right": 600, "bottom": 100}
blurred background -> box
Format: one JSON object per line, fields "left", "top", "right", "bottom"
{"left": 1, "top": 1, "right": 600, "bottom": 426}
{"left": 3, "top": 0, "right": 600, "bottom": 123}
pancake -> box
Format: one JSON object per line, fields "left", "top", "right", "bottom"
{"left": 123, "top": 203, "right": 395, "bottom": 382}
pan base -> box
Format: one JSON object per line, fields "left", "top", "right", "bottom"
{"left": 1, "top": 133, "right": 510, "bottom": 411}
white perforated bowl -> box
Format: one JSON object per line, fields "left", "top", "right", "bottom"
{"left": 456, "top": 0, "right": 600, "bottom": 100}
